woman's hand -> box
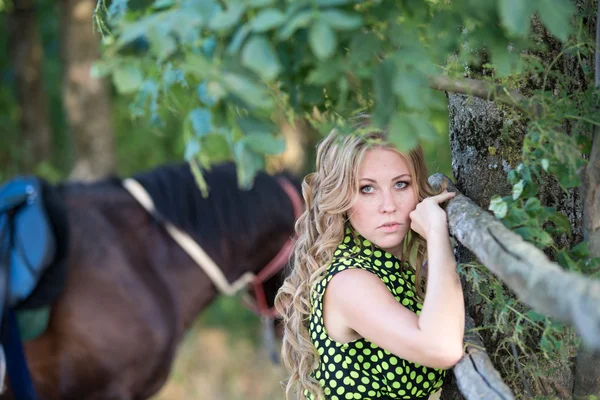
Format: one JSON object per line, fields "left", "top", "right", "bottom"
{"left": 409, "top": 191, "right": 456, "bottom": 241}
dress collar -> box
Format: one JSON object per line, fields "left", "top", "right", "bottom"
{"left": 337, "top": 226, "right": 404, "bottom": 268}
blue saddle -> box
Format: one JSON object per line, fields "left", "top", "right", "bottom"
{"left": 0, "top": 177, "right": 56, "bottom": 308}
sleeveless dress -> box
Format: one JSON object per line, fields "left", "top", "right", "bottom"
{"left": 305, "top": 229, "right": 446, "bottom": 400}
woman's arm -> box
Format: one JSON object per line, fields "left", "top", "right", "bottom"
{"left": 417, "top": 225, "right": 465, "bottom": 362}
{"left": 326, "top": 268, "right": 464, "bottom": 369}
{"left": 409, "top": 190, "right": 464, "bottom": 362}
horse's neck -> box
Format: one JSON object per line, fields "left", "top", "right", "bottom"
{"left": 130, "top": 203, "right": 291, "bottom": 333}
{"left": 62, "top": 184, "right": 291, "bottom": 334}
{"left": 175, "top": 228, "right": 291, "bottom": 329}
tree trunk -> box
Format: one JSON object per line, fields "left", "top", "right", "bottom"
{"left": 8, "top": 0, "right": 52, "bottom": 172}
{"left": 59, "top": 0, "right": 116, "bottom": 180}
{"left": 573, "top": 1, "right": 600, "bottom": 397}
{"left": 441, "top": 2, "right": 599, "bottom": 396}
{"left": 445, "top": 92, "right": 583, "bottom": 398}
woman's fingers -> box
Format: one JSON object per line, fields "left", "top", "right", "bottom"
{"left": 426, "top": 190, "right": 456, "bottom": 204}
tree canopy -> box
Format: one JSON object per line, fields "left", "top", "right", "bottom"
{"left": 93, "top": 0, "right": 594, "bottom": 186}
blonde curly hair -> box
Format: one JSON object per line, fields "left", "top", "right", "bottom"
{"left": 274, "top": 119, "right": 439, "bottom": 399}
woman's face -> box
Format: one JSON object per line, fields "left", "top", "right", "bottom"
{"left": 348, "top": 147, "right": 418, "bottom": 259}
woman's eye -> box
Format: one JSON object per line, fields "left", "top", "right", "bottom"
{"left": 360, "top": 185, "right": 374, "bottom": 194}
{"left": 395, "top": 181, "right": 408, "bottom": 189}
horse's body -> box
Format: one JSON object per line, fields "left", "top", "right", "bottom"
{"left": 3, "top": 163, "right": 299, "bottom": 400}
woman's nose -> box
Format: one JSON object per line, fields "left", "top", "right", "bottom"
{"left": 379, "top": 190, "right": 396, "bottom": 213}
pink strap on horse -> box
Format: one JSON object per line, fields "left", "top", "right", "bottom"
{"left": 244, "top": 177, "right": 303, "bottom": 318}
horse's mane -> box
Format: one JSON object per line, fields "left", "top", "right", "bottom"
{"left": 129, "top": 162, "right": 299, "bottom": 251}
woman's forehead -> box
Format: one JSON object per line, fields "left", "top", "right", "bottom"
{"left": 357, "top": 148, "right": 411, "bottom": 178}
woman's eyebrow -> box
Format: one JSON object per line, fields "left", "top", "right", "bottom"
{"left": 359, "top": 174, "right": 411, "bottom": 182}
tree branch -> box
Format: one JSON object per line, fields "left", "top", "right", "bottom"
{"left": 428, "top": 76, "right": 542, "bottom": 117}
{"left": 429, "top": 174, "right": 600, "bottom": 350}
{"left": 453, "top": 315, "right": 515, "bottom": 400}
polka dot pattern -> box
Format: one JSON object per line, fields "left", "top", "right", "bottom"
{"left": 304, "top": 229, "right": 445, "bottom": 399}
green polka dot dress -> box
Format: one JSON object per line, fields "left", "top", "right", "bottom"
{"left": 305, "top": 228, "right": 446, "bottom": 400}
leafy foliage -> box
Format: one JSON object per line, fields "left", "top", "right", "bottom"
{"left": 93, "top": 0, "right": 582, "bottom": 188}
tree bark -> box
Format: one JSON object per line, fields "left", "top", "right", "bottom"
{"left": 8, "top": 0, "right": 52, "bottom": 172}
{"left": 446, "top": 93, "right": 579, "bottom": 398}
{"left": 59, "top": 0, "right": 116, "bottom": 180}
{"left": 573, "top": 2, "right": 600, "bottom": 397}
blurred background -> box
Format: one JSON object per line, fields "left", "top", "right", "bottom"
{"left": 0, "top": 0, "right": 452, "bottom": 398}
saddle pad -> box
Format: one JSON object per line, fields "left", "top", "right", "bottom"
{"left": 0, "top": 177, "right": 57, "bottom": 307}
{"left": 15, "top": 307, "right": 50, "bottom": 341}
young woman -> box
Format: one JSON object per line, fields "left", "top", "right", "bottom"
{"left": 275, "top": 119, "right": 465, "bottom": 400}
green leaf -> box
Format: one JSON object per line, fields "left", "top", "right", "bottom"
{"left": 315, "top": 0, "right": 351, "bottom": 5}
{"left": 512, "top": 180, "right": 525, "bottom": 200}
{"left": 372, "top": 59, "right": 396, "bottom": 127}
{"left": 147, "top": 27, "right": 177, "bottom": 59}
{"left": 227, "top": 23, "right": 252, "bottom": 54}
{"left": 489, "top": 196, "right": 508, "bottom": 219}
{"left": 189, "top": 108, "right": 213, "bottom": 137}
{"left": 349, "top": 32, "right": 382, "bottom": 64}
{"left": 241, "top": 35, "right": 282, "bottom": 80}
{"left": 541, "top": 158, "right": 550, "bottom": 171}
{"left": 250, "top": 8, "right": 286, "bottom": 32}
{"left": 300, "top": 85, "right": 324, "bottom": 104}
{"left": 491, "top": 44, "right": 517, "bottom": 77}
{"left": 90, "top": 60, "right": 115, "bottom": 78}
{"left": 569, "top": 242, "right": 590, "bottom": 259}
{"left": 243, "top": 133, "right": 286, "bottom": 155}
{"left": 197, "top": 81, "right": 222, "bottom": 106}
{"left": 277, "top": 9, "right": 313, "bottom": 40}
{"left": 526, "top": 310, "right": 546, "bottom": 323}
{"left": 388, "top": 113, "right": 418, "bottom": 152}
{"left": 233, "top": 141, "right": 265, "bottom": 189}
{"left": 222, "top": 72, "right": 273, "bottom": 109}
{"left": 201, "top": 134, "right": 231, "bottom": 163}
{"left": 406, "top": 115, "right": 438, "bottom": 141}
{"left": 247, "top": 0, "right": 273, "bottom": 7}
{"left": 306, "top": 59, "right": 344, "bottom": 84}
{"left": 548, "top": 212, "right": 572, "bottom": 236}
{"left": 514, "top": 226, "right": 554, "bottom": 248}
{"left": 503, "top": 206, "right": 529, "bottom": 228}
{"left": 113, "top": 64, "right": 143, "bottom": 94}
{"left": 536, "top": 0, "right": 575, "bottom": 41}
{"left": 320, "top": 9, "right": 363, "bottom": 30}
{"left": 393, "top": 73, "right": 425, "bottom": 110}
{"left": 209, "top": 2, "right": 246, "bottom": 31}
{"left": 498, "top": 0, "right": 534, "bottom": 36}
{"left": 557, "top": 251, "right": 578, "bottom": 271}
{"left": 553, "top": 162, "right": 581, "bottom": 188}
{"left": 236, "top": 115, "right": 277, "bottom": 136}
{"left": 153, "top": 0, "right": 174, "bottom": 9}
{"left": 184, "top": 139, "right": 200, "bottom": 161}
{"left": 309, "top": 19, "right": 337, "bottom": 60}
{"left": 524, "top": 197, "right": 544, "bottom": 215}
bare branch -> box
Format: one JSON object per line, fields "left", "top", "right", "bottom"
{"left": 429, "top": 174, "right": 600, "bottom": 350}
{"left": 428, "top": 76, "right": 542, "bottom": 117}
{"left": 453, "top": 315, "right": 514, "bottom": 400}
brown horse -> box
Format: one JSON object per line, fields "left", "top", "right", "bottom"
{"left": 1, "top": 162, "right": 300, "bottom": 400}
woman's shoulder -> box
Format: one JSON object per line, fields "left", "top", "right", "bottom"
{"left": 312, "top": 251, "right": 379, "bottom": 298}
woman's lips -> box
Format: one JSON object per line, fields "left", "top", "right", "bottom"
{"left": 379, "top": 223, "right": 401, "bottom": 233}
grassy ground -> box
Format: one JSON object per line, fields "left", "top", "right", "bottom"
{"left": 152, "top": 297, "right": 286, "bottom": 400}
